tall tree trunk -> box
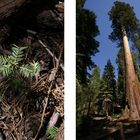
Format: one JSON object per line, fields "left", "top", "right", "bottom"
{"left": 122, "top": 27, "right": 140, "bottom": 121}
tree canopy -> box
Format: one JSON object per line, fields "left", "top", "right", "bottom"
{"left": 76, "top": 5, "right": 100, "bottom": 82}
{"left": 108, "top": 1, "right": 139, "bottom": 42}
{"left": 76, "top": 0, "right": 86, "bottom": 8}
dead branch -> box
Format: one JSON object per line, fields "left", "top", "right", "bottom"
{"left": 33, "top": 45, "right": 63, "bottom": 140}
{"left": 38, "top": 40, "right": 64, "bottom": 71}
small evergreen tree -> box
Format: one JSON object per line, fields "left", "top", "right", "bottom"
{"left": 86, "top": 66, "right": 101, "bottom": 115}
{"left": 102, "top": 60, "right": 116, "bottom": 100}
{"left": 98, "top": 60, "right": 116, "bottom": 115}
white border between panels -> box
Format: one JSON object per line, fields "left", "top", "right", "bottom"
{"left": 65, "top": 0, "right": 76, "bottom": 139}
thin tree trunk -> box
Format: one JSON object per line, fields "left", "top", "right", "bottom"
{"left": 122, "top": 27, "right": 140, "bottom": 121}
{"left": 87, "top": 97, "right": 92, "bottom": 116}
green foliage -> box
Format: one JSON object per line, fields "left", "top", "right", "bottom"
{"left": 0, "top": 45, "right": 40, "bottom": 78}
{"left": 20, "top": 61, "right": 40, "bottom": 78}
{"left": 76, "top": 5, "right": 100, "bottom": 83}
{"left": 12, "top": 45, "right": 27, "bottom": 62}
{"left": 76, "top": 0, "right": 86, "bottom": 8}
{"left": 87, "top": 66, "right": 101, "bottom": 113}
{"left": 116, "top": 47, "right": 126, "bottom": 108}
{"left": 108, "top": 1, "right": 139, "bottom": 42}
{"left": 76, "top": 79, "right": 87, "bottom": 117}
{"left": 47, "top": 126, "right": 58, "bottom": 140}
{"left": 102, "top": 60, "right": 116, "bottom": 99}
{"left": 132, "top": 24, "right": 140, "bottom": 50}
{"left": 89, "top": 66, "right": 100, "bottom": 95}
{"left": 98, "top": 60, "right": 116, "bottom": 115}
{"left": 77, "top": 67, "right": 101, "bottom": 118}
{"left": 132, "top": 25, "right": 140, "bottom": 77}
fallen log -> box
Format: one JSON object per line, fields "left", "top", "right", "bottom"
{"left": 0, "top": 0, "right": 32, "bottom": 20}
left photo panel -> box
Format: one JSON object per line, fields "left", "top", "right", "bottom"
{"left": 0, "top": 0, "right": 64, "bottom": 139}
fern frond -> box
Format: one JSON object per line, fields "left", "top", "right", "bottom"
{"left": 0, "top": 56, "right": 8, "bottom": 65}
{"left": 20, "top": 62, "right": 40, "bottom": 78}
{"left": 47, "top": 126, "right": 58, "bottom": 140}
{"left": 7, "top": 56, "right": 18, "bottom": 65}
{"left": 0, "top": 64, "right": 13, "bottom": 76}
{"left": 29, "top": 61, "right": 40, "bottom": 73}
{"left": 12, "top": 45, "right": 27, "bottom": 63}
{"left": 0, "top": 45, "right": 40, "bottom": 78}
{"left": 20, "top": 64, "right": 33, "bottom": 78}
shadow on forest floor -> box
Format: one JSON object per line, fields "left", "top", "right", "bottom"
{"left": 77, "top": 115, "right": 140, "bottom": 140}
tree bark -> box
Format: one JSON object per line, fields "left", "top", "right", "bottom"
{"left": 0, "top": 0, "right": 34, "bottom": 21}
{"left": 55, "top": 122, "right": 64, "bottom": 140}
{"left": 122, "top": 28, "right": 140, "bottom": 121}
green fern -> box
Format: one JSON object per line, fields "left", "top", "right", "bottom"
{"left": 0, "top": 45, "right": 40, "bottom": 78}
{"left": 12, "top": 44, "right": 27, "bottom": 63}
{"left": 0, "top": 64, "right": 13, "bottom": 76}
{"left": 0, "top": 55, "right": 8, "bottom": 65}
{"left": 20, "top": 62, "right": 40, "bottom": 78}
{"left": 47, "top": 126, "right": 59, "bottom": 140}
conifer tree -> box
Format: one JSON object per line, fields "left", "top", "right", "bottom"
{"left": 98, "top": 60, "right": 116, "bottom": 115}
{"left": 76, "top": 0, "right": 100, "bottom": 83}
{"left": 116, "top": 47, "right": 126, "bottom": 108}
{"left": 86, "top": 66, "right": 100, "bottom": 115}
{"left": 102, "top": 60, "right": 116, "bottom": 100}
{"left": 109, "top": 1, "right": 140, "bottom": 120}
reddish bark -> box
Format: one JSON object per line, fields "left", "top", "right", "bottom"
{"left": 122, "top": 28, "right": 140, "bottom": 121}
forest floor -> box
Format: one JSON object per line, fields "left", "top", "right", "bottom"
{"left": 77, "top": 115, "right": 140, "bottom": 140}
{"left": 0, "top": 0, "right": 64, "bottom": 139}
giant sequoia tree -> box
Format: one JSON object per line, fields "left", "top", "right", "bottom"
{"left": 109, "top": 1, "right": 140, "bottom": 120}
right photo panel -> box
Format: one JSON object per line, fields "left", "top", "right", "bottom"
{"left": 76, "top": 0, "right": 140, "bottom": 139}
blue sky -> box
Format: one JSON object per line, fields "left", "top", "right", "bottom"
{"left": 84, "top": 0, "right": 140, "bottom": 78}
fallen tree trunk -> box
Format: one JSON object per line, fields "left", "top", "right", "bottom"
{"left": 0, "top": 0, "right": 45, "bottom": 21}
